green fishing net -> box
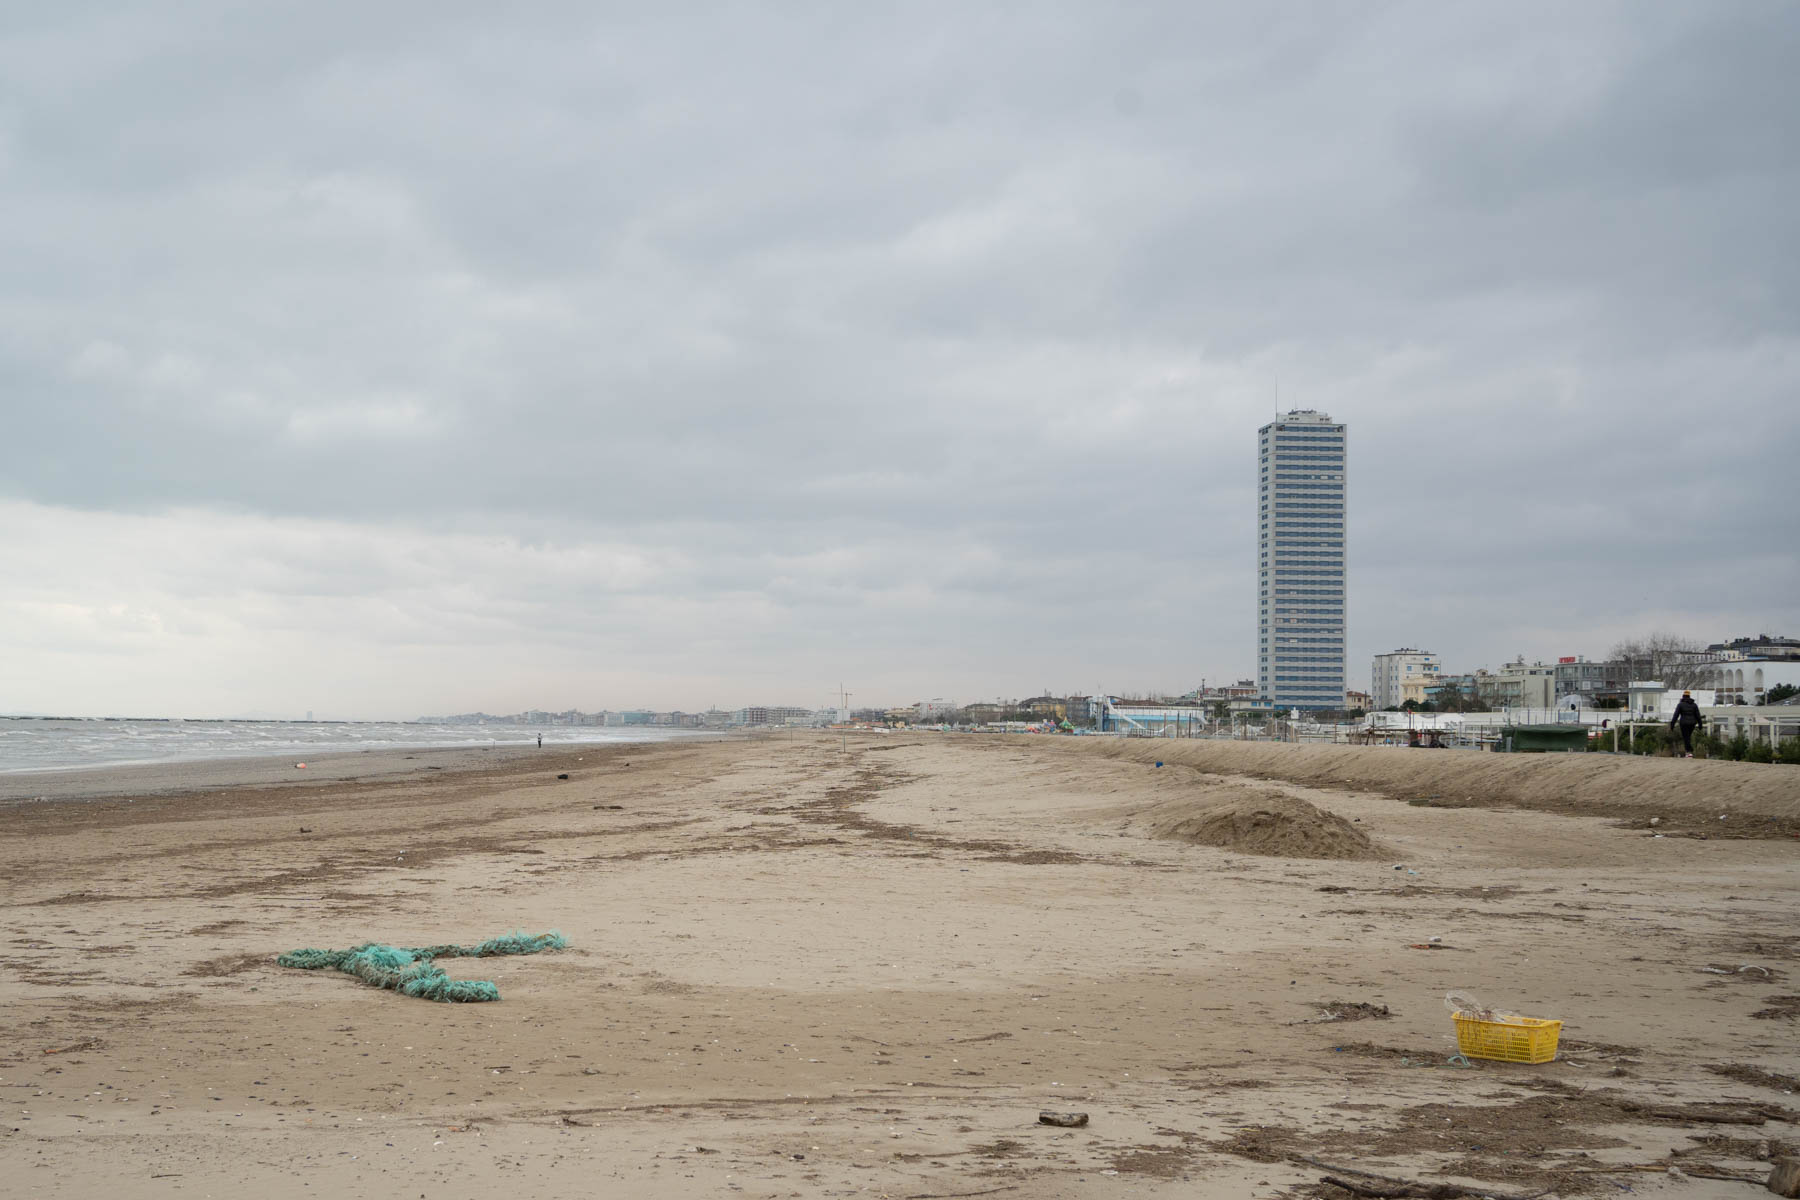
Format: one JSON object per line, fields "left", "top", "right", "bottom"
{"left": 276, "top": 931, "right": 567, "bottom": 1002}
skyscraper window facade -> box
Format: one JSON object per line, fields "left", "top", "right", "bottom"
{"left": 1257, "top": 410, "right": 1347, "bottom": 710}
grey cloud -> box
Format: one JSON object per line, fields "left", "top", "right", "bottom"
{"left": 1, "top": 2, "right": 1796, "bottom": 714}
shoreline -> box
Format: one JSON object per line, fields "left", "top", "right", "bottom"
{"left": 0, "top": 716, "right": 718, "bottom": 788}
{"left": 0, "top": 730, "right": 736, "bottom": 806}
{"left": 0, "top": 740, "right": 708, "bottom": 807}
{"left": 0, "top": 744, "right": 542, "bottom": 805}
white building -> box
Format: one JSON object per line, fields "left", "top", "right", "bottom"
{"left": 1703, "top": 703, "right": 1800, "bottom": 748}
{"left": 1478, "top": 659, "right": 1557, "bottom": 710}
{"left": 915, "top": 698, "right": 957, "bottom": 720}
{"left": 1628, "top": 682, "right": 1717, "bottom": 719}
{"left": 1097, "top": 699, "right": 1212, "bottom": 735}
{"left": 1697, "top": 660, "right": 1800, "bottom": 705}
{"left": 1257, "top": 409, "right": 1347, "bottom": 710}
{"left": 1371, "top": 648, "right": 1439, "bottom": 709}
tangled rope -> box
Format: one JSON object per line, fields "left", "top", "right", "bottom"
{"left": 276, "top": 931, "right": 567, "bottom": 1002}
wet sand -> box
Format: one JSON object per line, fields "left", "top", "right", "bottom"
{"left": 2, "top": 733, "right": 1796, "bottom": 1199}
{"left": 0, "top": 745, "right": 552, "bottom": 806}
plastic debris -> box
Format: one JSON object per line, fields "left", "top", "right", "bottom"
{"left": 1444, "top": 990, "right": 1517, "bottom": 1022}
{"left": 277, "top": 931, "right": 567, "bottom": 1002}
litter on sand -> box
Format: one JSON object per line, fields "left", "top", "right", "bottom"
{"left": 1444, "top": 990, "right": 1563, "bottom": 1063}
{"left": 276, "top": 931, "right": 568, "bottom": 1002}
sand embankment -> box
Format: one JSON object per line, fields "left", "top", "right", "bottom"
{"left": 1064, "top": 736, "right": 1800, "bottom": 833}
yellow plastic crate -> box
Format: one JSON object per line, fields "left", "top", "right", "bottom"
{"left": 1451, "top": 1013, "right": 1562, "bottom": 1064}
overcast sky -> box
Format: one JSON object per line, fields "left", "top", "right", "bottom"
{"left": 3, "top": 2, "right": 1797, "bottom": 720}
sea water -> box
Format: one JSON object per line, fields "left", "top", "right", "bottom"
{"left": 0, "top": 717, "right": 693, "bottom": 773}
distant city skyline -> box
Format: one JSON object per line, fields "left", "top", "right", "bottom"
{"left": 11, "top": 625, "right": 1797, "bottom": 727}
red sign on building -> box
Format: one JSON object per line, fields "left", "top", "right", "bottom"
{"left": 1558, "top": 656, "right": 1577, "bottom": 664}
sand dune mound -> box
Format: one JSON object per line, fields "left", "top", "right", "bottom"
{"left": 1072, "top": 737, "right": 1800, "bottom": 831}
{"left": 1149, "top": 788, "right": 1374, "bottom": 859}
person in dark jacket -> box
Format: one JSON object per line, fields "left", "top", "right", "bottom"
{"left": 1670, "top": 691, "right": 1703, "bottom": 757}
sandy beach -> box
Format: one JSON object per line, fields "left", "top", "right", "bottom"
{"left": 3, "top": 733, "right": 1797, "bottom": 1199}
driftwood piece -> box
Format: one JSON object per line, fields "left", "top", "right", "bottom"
{"left": 1531, "top": 1079, "right": 1794, "bottom": 1125}
{"left": 1294, "top": 1156, "right": 1550, "bottom": 1200}
{"left": 1323, "top": 1176, "right": 1470, "bottom": 1199}
{"left": 1769, "top": 1157, "right": 1800, "bottom": 1198}
{"left": 1036, "top": 1110, "right": 1088, "bottom": 1127}
{"left": 1318, "top": 1175, "right": 1550, "bottom": 1200}
{"left": 1558, "top": 1162, "right": 1764, "bottom": 1183}
{"left": 1611, "top": 1099, "right": 1771, "bottom": 1125}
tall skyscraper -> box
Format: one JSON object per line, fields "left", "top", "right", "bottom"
{"left": 1257, "top": 410, "right": 1347, "bottom": 710}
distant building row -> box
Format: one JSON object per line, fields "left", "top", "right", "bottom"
{"left": 891, "top": 679, "right": 1367, "bottom": 732}
{"left": 1372, "top": 633, "right": 1800, "bottom": 711}
{"left": 422, "top": 705, "right": 839, "bottom": 728}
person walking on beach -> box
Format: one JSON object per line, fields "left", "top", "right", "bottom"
{"left": 537, "top": 734, "right": 542, "bottom": 748}
{"left": 1670, "top": 691, "right": 1703, "bottom": 758}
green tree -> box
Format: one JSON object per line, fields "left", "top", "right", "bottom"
{"left": 1433, "top": 681, "right": 1489, "bottom": 713}
{"left": 1766, "top": 683, "right": 1798, "bottom": 704}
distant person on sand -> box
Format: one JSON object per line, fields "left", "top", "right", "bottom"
{"left": 537, "top": 734, "right": 542, "bottom": 748}
{"left": 1670, "top": 691, "right": 1703, "bottom": 758}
